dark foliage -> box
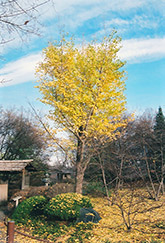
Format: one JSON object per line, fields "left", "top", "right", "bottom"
{"left": 0, "top": 108, "right": 48, "bottom": 189}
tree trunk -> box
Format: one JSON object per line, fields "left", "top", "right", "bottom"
{"left": 160, "top": 141, "right": 164, "bottom": 195}
{"left": 75, "top": 126, "right": 86, "bottom": 194}
{"left": 100, "top": 161, "right": 111, "bottom": 205}
{"left": 75, "top": 163, "right": 85, "bottom": 194}
{"left": 143, "top": 143, "right": 158, "bottom": 200}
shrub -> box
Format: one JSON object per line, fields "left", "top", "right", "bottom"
{"left": 12, "top": 195, "right": 47, "bottom": 224}
{"left": 84, "top": 181, "right": 108, "bottom": 196}
{"left": 45, "top": 193, "right": 93, "bottom": 221}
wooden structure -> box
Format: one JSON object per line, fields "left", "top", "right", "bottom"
{"left": 0, "top": 159, "right": 33, "bottom": 202}
{"left": 49, "top": 166, "right": 75, "bottom": 183}
{"left": 0, "top": 180, "right": 8, "bottom": 202}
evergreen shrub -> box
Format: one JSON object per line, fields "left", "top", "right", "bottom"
{"left": 84, "top": 181, "right": 107, "bottom": 196}
{"left": 12, "top": 195, "right": 47, "bottom": 224}
{"left": 45, "top": 193, "right": 93, "bottom": 221}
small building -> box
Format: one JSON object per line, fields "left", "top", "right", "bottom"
{"left": 0, "top": 159, "right": 33, "bottom": 202}
{"left": 49, "top": 166, "right": 75, "bottom": 183}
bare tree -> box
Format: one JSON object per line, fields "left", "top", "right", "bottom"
{"left": 104, "top": 112, "right": 164, "bottom": 201}
{"left": 85, "top": 111, "right": 164, "bottom": 201}
{"left": 111, "top": 184, "right": 163, "bottom": 231}
{"left": 0, "top": 0, "right": 53, "bottom": 45}
{"left": 127, "top": 114, "right": 164, "bottom": 201}
{"left": 0, "top": 107, "right": 49, "bottom": 188}
{"left": 0, "top": 107, "right": 46, "bottom": 160}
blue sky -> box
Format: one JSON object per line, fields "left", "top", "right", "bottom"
{"left": 0, "top": 0, "right": 165, "bottom": 115}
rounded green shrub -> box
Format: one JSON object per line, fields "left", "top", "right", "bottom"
{"left": 44, "top": 193, "right": 93, "bottom": 221}
{"left": 12, "top": 195, "right": 47, "bottom": 224}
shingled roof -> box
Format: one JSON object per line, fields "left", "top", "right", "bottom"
{"left": 0, "top": 160, "right": 33, "bottom": 172}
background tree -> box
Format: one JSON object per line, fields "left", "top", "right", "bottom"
{"left": 86, "top": 110, "right": 164, "bottom": 200}
{"left": 153, "top": 107, "right": 165, "bottom": 194}
{"left": 0, "top": 107, "right": 48, "bottom": 188}
{"left": 0, "top": 108, "right": 45, "bottom": 160}
{"left": 154, "top": 107, "right": 165, "bottom": 133}
{"left": 36, "top": 33, "right": 127, "bottom": 194}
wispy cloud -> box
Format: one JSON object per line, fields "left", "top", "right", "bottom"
{"left": 104, "top": 15, "right": 159, "bottom": 30}
{"left": 51, "top": 0, "right": 145, "bottom": 13}
{"left": 119, "top": 37, "right": 165, "bottom": 63}
{"left": 0, "top": 53, "right": 42, "bottom": 87}
{"left": 0, "top": 0, "right": 153, "bottom": 55}
{"left": 1, "top": 37, "right": 165, "bottom": 87}
{"left": 51, "top": 0, "right": 146, "bottom": 31}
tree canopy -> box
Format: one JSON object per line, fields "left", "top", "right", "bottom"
{"left": 154, "top": 107, "right": 165, "bottom": 136}
{"left": 36, "top": 33, "right": 128, "bottom": 193}
{"left": 36, "top": 34, "right": 126, "bottom": 138}
{"left": 0, "top": 107, "right": 49, "bottom": 186}
{"left": 0, "top": 108, "right": 45, "bottom": 160}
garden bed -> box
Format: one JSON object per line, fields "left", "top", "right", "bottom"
{"left": 2, "top": 191, "right": 165, "bottom": 242}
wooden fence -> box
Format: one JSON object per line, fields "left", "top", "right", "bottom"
{"left": 3, "top": 219, "right": 54, "bottom": 243}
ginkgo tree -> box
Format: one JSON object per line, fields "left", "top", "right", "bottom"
{"left": 36, "top": 32, "right": 127, "bottom": 194}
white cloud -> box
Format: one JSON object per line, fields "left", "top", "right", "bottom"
{"left": 0, "top": 37, "right": 165, "bottom": 87}
{"left": 0, "top": 53, "right": 42, "bottom": 87}
{"left": 119, "top": 37, "right": 165, "bottom": 63}
{"left": 104, "top": 15, "right": 159, "bottom": 30}
{"left": 52, "top": 0, "right": 145, "bottom": 13}
{"left": 104, "top": 19, "right": 129, "bottom": 27}
{"left": 51, "top": 0, "right": 146, "bottom": 30}
{"left": 132, "top": 15, "right": 158, "bottom": 29}
{"left": 0, "top": 0, "right": 149, "bottom": 54}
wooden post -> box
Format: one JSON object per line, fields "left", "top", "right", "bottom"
{"left": 22, "top": 169, "right": 25, "bottom": 190}
{"left": 6, "top": 221, "right": 15, "bottom": 243}
{"left": 0, "top": 181, "right": 8, "bottom": 202}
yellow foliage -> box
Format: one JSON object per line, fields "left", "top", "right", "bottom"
{"left": 36, "top": 33, "right": 127, "bottom": 141}
{"left": 1, "top": 191, "right": 164, "bottom": 242}
{"left": 90, "top": 193, "right": 165, "bottom": 243}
